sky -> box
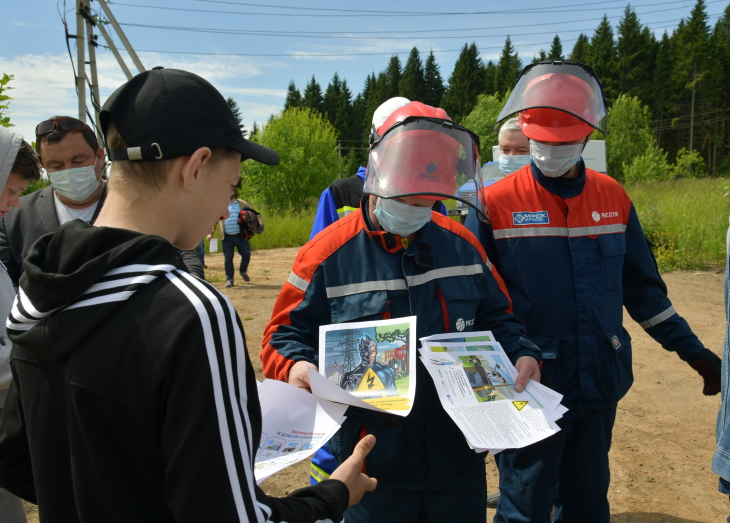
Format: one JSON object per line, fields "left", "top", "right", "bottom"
{"left": 1, "top": 0, "right": 728, "bottom": 143}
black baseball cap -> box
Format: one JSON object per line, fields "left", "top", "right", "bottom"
{"left": 100, "top": 67, "right": 279, "bottom": 165}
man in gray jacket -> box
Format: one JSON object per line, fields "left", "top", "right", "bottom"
{"left": 0, "top": 126, "right": 42, "bottom": 523}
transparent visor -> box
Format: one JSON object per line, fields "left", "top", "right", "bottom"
{"left": 494, "top": 62, "right": 608, "bottom": 135}
{"left": 364, "top": 118, "right": 488, "bottom": 221}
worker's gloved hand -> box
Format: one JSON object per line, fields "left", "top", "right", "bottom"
{"left": 686, "top": 348, "right": 722, "bottom": 396}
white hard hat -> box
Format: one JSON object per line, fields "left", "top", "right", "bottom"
{"left": 372, "top": 97, "right": 411, "bottom": 134}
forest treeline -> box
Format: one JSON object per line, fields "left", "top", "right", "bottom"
{"left": 278, "top": 0, "right": 730, "bottom": 179}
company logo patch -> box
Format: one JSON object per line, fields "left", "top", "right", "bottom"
{"left": 455, "top": 318, "right": 475, "bottom": 331}
{"left": 512, "top": 211, "right": 549, "bottom": 226}
{"left": 611, "top": 335, "right": 622, "bottom": 350}
{"left": 592, "top": 211, "right": 620, "bottom": 222}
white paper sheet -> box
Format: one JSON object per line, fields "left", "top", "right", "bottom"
{"left": 254, "top": 379, "right": 347, "bottom": 484}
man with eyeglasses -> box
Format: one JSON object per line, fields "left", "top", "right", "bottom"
{"left": 0, "top": 116, "right": 202, "bottom": 286}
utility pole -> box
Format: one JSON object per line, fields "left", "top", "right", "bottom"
{"left": 82, "top": 4, "right": 103, "bottom": 145}
{"left": 76, "top": 1, "right": 87, "bottom": 123}
{"left": 96, "top": 0, "right": 146, "bottom": 74}
{"left": 96, "top": 22, "right": 132, "bottom": 80}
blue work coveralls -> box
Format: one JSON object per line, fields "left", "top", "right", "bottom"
{"left": 465, "top": 161, "right": 706, "bottom": 523}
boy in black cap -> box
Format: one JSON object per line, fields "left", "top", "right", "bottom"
{"left": 0, "top": 67, "right": 376, "bottom": 522}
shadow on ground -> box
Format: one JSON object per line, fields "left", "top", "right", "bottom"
{"left": 612, "top": 513, "right": 724, "bottom": 523}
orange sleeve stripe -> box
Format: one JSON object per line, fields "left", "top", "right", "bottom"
{"left": 260, "top": 211, "right": 365, "bottom": 381}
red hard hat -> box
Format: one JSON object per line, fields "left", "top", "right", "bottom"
{"left": 518, "top": 73, "right": 596, "bottom": 141}
{"left": 379, "top": 101, "right": 450, "bottom": 137}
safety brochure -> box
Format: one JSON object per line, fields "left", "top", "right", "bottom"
{"left": 314, "top": 316, "right": 417, "bottom": 416}
{"left": 255, "top": 379, "right": 348, "bottom": 484}
{"left": 419, "top": 332, "right": 566, "bottom": 451}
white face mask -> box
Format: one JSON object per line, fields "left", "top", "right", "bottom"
{"left": 49, "top": 158, "right": 101, "bottom": 202}
{"left": 373, "top": 197, "right": 432, "bottom": 237}
{"left": 530, "top": 141, "right": 583, "bottom": 178}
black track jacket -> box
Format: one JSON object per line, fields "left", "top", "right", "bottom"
{"left": 0, "top": 220, "right": 348, "bottom": 522}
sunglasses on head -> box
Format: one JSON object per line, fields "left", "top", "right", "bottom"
{"left": 35, "top": 117, "right": 93, "bottom": 137}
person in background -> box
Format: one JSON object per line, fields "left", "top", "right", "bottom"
{"left": 713, "top": 226, "right": 730, "bottom": 498}
{"left": 0, "top": 127, "right": 41, "bottom": 523}
{"left": 209, "top": 184, "right": 252, "bottom": 287}
{"left": 0, "top": 115, "right": 203, "bottom": 284}
{"left": 496, "top": 117, "right": 531, "bottom": 176}
{"left": 195, "top": 239, "right": 206, "bottom": 269}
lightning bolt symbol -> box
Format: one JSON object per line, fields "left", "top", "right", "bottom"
{"left": 367, "top": 375, "right": 375, "bottom": 389}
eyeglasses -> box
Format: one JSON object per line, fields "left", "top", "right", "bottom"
{"left": 35, "top": 117, "right": 93, "bottom": 137}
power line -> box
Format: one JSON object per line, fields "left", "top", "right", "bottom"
{"left": 112, "top": 0, "right": 703, "bottom": 18}
{"left": 118, "top": 11, "right": 711, "bottom": 41}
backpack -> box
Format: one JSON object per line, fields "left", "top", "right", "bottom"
{"left": 238, "top": 207, "right": 264, "bottom": 239}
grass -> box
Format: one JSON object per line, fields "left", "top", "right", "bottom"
{"left": 198, "top": 179, "right": 730, "bottom": 273}
{"left": 625, "top": 178, "right": 730, "bottom": 272}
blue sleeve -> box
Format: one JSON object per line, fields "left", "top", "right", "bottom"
{"left": 622, "top": 204, "right": 705, "bottom": 361}
{"left": 464, "top": 207, "right": 502, "bottom": 275}
{"left": 310, "top": 189, "right": 339, "bottom": 241}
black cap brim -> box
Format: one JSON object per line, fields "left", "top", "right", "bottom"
{"left": 232, "top": 137, "right": 280, "bottom": 166}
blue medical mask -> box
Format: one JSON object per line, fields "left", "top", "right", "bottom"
{"left": 498, "top": 154, "right": 531, "bottom": 175}
{"left": 49, "top": 158, "right": 101, "bottom": 202}
{"left": 373, "top": 197, "right": 432, "bottom": 237}
{"left": 530, "top": 141, "right": 583, "bottom": 178}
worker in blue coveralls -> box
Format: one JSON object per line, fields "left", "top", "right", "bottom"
{"left": 712, "top": 226, "right": 730, "bottom": 498}
{"left": 465, "top": 60, "right": 722, "bottom": 523}
{"left": 307, "top": 96, "right": 446, "bottom": 486}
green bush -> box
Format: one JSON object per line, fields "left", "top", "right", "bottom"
{"left": 605, "top": 95, "right": 655, "bottom": 180}
{"left": 462, "top": 91, "right": 510, "bottom": 165}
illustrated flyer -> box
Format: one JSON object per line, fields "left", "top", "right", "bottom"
{"left": 318, "top": 316, "right": 417, "bottom": 416}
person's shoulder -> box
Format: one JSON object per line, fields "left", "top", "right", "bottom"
{"left": 293, "top": 210, "right": 365, "bottom": 272}
{"left": 430, "top": 212, "right": 488, "bottom": 262}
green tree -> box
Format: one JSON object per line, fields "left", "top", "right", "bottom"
{"left": 423, "top": 51, "right": 445, "bottom": 107}
{"left": 400, "top": 47, "right": 425, "bottom": 102}
{"left": 375, "top": 323, "right": 409, "bottom": 345}
{"left": 673, "top": 0, "right": 711, "bottom": 169}
{"left": 532, "top": 49, "right": 547, "bottom": 63}
{"left": 323, "top": 73, "right": 345, "bottom": 129}
{"left": 653, "top": 32, "right": 673, "bottom": 149}
{"left": 590, "top": 15, "right": 618, "bottom": 102}
{"left": 241, "top": 107, "right": 338, "bottom": 211}
{"left": 496, "top": 36, "right": 522, "bottom": 95}
{"left": 616, "top": 6, "right": 656, "bottom": 105}
{"left": 384, "top": 55, "right": 403, "bottom": 99}
{"left": 548, "top": 35, "right": 564, "bottom": 60}
{"left": 484, "top": 60, "right": 498, "bottom": 95}
{"left": 570, "top": 34, "right": 592, "bottom": 64}
{"left": 302, "top": 75, "right": 324, "bottom": 114}
{"left": 226, "top": 97, "right": 246, "bottom": 136}
{"left": 707, "top": 4, "right": 730, "bottom": 174}
{"left": 442, "top": 43, "right": 486, "bottom": 122}
{"left": 0, "top": 74, "right": 14, "bottom": 127}
{"left": 284, "top": 80, "right": 302, "bottom": 110}
{"left": 462, "top": 91, "right": 510, "bottom": 165}
{"left": 605, "top": 94, "right": 655, "bottom": 180}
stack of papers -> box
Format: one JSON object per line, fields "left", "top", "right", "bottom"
{"left": 419, "top": 331, "right": 567, "bottom": 454}
{"left": 254, "top": 380, "right": 348, "bottom": 484}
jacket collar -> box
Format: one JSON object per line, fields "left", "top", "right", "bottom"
{"left": 531, "top": 159, "right": 586, "bottom": 199}
{"left": 360, "top": 195, "right": 436, "bottom": 268}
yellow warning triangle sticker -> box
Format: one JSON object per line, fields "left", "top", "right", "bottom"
{"left": 512, "top": 401, "right": 528, "bottom": 411}
{"left": 357, "top": 367, "right": 385, "bottom": 393}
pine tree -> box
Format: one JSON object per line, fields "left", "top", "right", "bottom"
{"left": 496, "top": 36, "right": 522, "bottom": 95}
{"left": 532, "top": 49, "right": 547, "bottom": 64}
{"left": 442, "top": 43, "right": 486, "bottom": 122}
{"left": 384, "top": 55, "right": 403, "bottom": 99}
{"left": 548, "top": 35, "right": 564, "bottom": 60}
{"left": 226, "top": 97, "right": 246, "bottom": 136}
{"left": 423, "top": 51, "right": 445, "bottom": 107}
{"left": 708, "top": 4, "right": 730, "bottom": 173}
{"left": 284, "top": 81, "right": 301, "bottom": 110}
{"left": 399, "top": 47, "right": 425, "bottom": 102}
{"left": 590, "top": 15, "right": 618, "bottom": 102}
{"left": 653, "top": 32, "right": 673, "bottom": 149}
{"left": 485, "top": 60, "right": 498, "bottom": 95}
{"left": 673, "top": 0, "right": 711, "bottom": 165}
{"left": 323, "top": 72, "right": 344, "bottom": 129}
{"left": 616, "top": 5, "right": 656, "bottom": 105}
{"left": 570, "top": 34, "right": 592, "bottom": 64}
{"left": 302, "top": 75, "right": 324, "bottom": 114}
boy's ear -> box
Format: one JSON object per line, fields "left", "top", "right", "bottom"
{"left": 180, "top": 147, "right": 212, "bottom": 192}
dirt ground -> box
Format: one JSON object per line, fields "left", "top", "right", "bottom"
{"left": 22, "top": 248, "right": 730, "bottom": 522}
